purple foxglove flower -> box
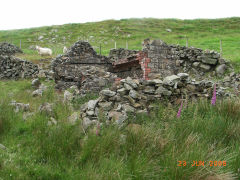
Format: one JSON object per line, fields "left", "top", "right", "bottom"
{"left": 96, "top": 124, "right": 100, "bottom": 136}
{"left": 177, "top": 101, "right": 183, "bottom": 118}
{"left": 211, "top": 84, "right": 216, "bottom": 105}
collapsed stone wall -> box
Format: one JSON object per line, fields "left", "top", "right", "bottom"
{"left": 143, "top": 39, "right": 232, "bottom": 79}
{"left": 0, "top": 42, "right": 23, "bottom": 56}
{"left": 0, "top": 55, "right": 39, "bottom": 79}
{"left": 80, "top": 74, "right": 232, "bottom": 127}
{"left": 52, "top": 41, "right": 114, "bottom": 90}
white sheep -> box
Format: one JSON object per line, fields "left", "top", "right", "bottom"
{"left": 63, "top": 46, "right": 68, "bottom": 54}
{"left": 35, "top": 45, "right": 52, "bottom": 56}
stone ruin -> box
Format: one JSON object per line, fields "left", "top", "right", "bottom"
{"left": 49, "top": 39, "right": 240, "bottom": 128}
{"left": 52, "top": 41, "right": 116, "bottom": 91}
{"left": 52, "top": 39, "right": 235, "bottom": 95}
{"left": 0, "top": 42, "right": 38, "bottom": 79}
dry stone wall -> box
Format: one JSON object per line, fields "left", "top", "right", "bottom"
{"left": 0, "top": 55, "right": 39, "bottom": 79}
{"left": 0, "top": 42, "right": 22, "bottom": 56}
{"left": 80, "top": 74, "right": 233, "bottom": 128}
{"left": 0, "top": 42, "right": 38, "bottom": 79}
{"left": 143, "top": 39, "right": 232, "bottom": 79}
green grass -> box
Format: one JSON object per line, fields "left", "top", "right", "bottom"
{"left": 1, "top": 17, "right": 240, "bottom": 71}
{"left": 0, "top": 80, "right": 239, "bottom": 179}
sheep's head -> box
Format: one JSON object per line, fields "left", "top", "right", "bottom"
{"left": 35, "top": 45, "right": 40, "bottom": 50}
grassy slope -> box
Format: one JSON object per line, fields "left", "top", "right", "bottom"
{"left": 0, "top": 17, "right": 240, "bottom": 69}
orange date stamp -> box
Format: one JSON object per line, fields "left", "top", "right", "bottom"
{"left": 178, "top": 160, "right": 227, "bottom": 167}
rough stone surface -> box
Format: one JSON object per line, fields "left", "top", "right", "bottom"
{"left": 98, "top": 102, "right": 113, "bottom": 111}
{"left": 32, "top": 79, "right": 41, "bottom": 89}
{"left": 140, "top": 39, "right": 231, "bottom": 79}
{"left": 52, "top": 41, "right": 113, "bottom": 91}
{"left": 0, "top": 55, "right": 39, "bottom": 79}
{"left": 82, "top": 117, "right": 95, "bottom": 129}
{"left": 163, "top": 75, "right": 180, "bottom": 86}
{"left": 0, "top": 42, "right": 22, "bottom": 56}
{"left": 88, "top": 99, "right": 99, "bottom": 110}
{"left": 155, "top": 86, "right": 172, "bottom": 96}
{"left": 200, "top": 64, "right": 211, "bottom": 71}
{"left": 64, "top": 90, "right": 73, "bottom": 102}
{"left": 109, "top": 48, "right": 139, "bottom": 62}
{"left": 100, "top": 89, "right": 116, "bottom": 97}
{"left": 216, "top": 64, "right": 227, "bottom": 75}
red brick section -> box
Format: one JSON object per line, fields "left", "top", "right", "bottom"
{"left": 115, "top": 77, "right": 122, "bottom": 82}
{"left": 112, "top": 58, "right": 130, "bottom": 66}
{"left": 111, "top": 51, "right": 151, "bottom": 80}
{"left": 136, "top": 51, "right": 151, "bottom": 80}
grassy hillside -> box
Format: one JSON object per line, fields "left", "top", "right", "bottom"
{"left": 1, "top": 17, "right": 240, "bottom": 69}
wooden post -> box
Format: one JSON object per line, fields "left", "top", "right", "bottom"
{"left": 220, "top": 40, "right": 222, "bottom": 58}
{"left": 99, "top": 44, "right": 101, "bottom": 55}
{"left": 20, "top": 40, "right": 21, "bottom": 49}
{"left": 186, "top": 37, "right": 188, "bottom": 47}
{"left": 126, "top": 41, "right": 128, "bottom": 49}
{"left": 115, "top": 41, "right": 117, "bottom": 49}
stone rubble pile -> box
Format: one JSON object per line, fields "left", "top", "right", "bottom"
{"left": 0, "top": 42, "right": 22, "bottom": 56}
{"left": 0, "top": 55, "right": 39, "bottom": 79}
{"left": 80, "top": 73, "right": 231, "bottom": 128}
